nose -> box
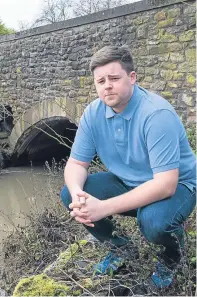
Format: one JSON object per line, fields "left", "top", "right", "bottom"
{"left": 104, "top": 79, "right": 112, "bottom": 89}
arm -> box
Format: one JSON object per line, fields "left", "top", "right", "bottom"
{"left": 103, "top": 168, "right": 178, "bottom": 216}
{"left": 64, "top": 106, "right": 96, "bottom": 226}
{"left": 64, "top": 157, "right": 89, "bottom": 197}
{"left": 64, "top": 157, "right": 95, "bottom": 226}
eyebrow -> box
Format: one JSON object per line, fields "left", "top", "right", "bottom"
{"left": 96, "top": 74, "right": 121, "bottom": 81}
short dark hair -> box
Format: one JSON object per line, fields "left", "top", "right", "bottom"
{"left": 90, "top": 46, "right": 134, "bottom": 74}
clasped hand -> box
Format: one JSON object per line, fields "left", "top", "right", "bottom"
{"left": 69, "top": 191, "right": 106, "bottom": 227}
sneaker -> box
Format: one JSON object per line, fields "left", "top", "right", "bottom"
{"left": 94, "top": 252, "right": 125, "bottom": 275}
{"left": 151, "top": 262, "right": 174, "bottom": 289}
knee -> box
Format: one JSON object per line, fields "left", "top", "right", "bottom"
{"left": 138, "top": 208, "right": 168, "bottom": 244}
{"left": 60, "top": 185, "right": 72, "bottom": 209}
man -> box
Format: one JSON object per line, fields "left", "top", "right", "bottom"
{"left": 61, "top": 46, "right": 196, "bottom": 288}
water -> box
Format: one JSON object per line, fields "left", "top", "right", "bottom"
{"left": 0, "top": 166, "right": 64, "bottom": 255}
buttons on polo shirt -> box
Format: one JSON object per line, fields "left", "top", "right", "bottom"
{"left": 118, "top": 128, "right": 121, "bottom": 132}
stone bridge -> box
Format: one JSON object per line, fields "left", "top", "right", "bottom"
{"left": 0, "top": 0, "right": 196, "bottom": 166}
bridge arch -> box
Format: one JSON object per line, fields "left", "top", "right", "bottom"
{"left": 9, "top": 98, "right": 82, "bottom": 165}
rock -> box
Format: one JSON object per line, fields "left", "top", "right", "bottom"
{"left": 0, "top": 288, "right": 7, "bottom": 296}
{"left": 0, "top": 151, "right": 3, "bottom": 169}
{"left": 0, "top": 149, "right": 11, "bottom": 169}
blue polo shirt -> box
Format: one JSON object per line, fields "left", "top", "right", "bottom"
{"left": 71, "top": 84, "right": 196, "bottom": 191}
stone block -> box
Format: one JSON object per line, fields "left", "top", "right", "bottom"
{"left": 158, "top": 18, "right": 175, "bottom": 28}
{"left": 160, "top": 33, "right": 178, "bottom": 43}
{"left": 150, "top": 80, "right": 166, "bottom": 91}
{"left": 160, "top": 69, "right": 173, "bottom": 80}
{"left": 185, "top": 48, "right": 196, "bottom": 64}
{"left": 186, "top": 74, "right": 196, "bottom": 87}
{"left": 168, "top": 8, "right": 181, "bottom": 18}
{"left": 167, "top": 82, "right": 178, "bottom": 88}
{"left": 154, "top": 11, "right": 166, "bottom": 21}
{"left": 160, "top": 91, "right": 173, "bottom": 98}
{"left": 182, "top": 94, "right": 195, "bottom": 107}
{"left": 173, "top": 71, "right": 185, "bottom": 80}
{"left": 137, "top": 25, "right": 148, "bottom": 39}
{"left": 161, "top": 62, "right": 177, "bottom": 70}
{"left": 179, "top": 30, "right": 195, "bottom": 42}
{"left": 169, "top": 53, "right": 185, "bottom": 63}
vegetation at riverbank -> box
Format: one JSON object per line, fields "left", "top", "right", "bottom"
{"left": 0, "top": 126, "right": 196, "bottom": 296}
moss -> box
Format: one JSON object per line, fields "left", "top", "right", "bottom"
{"left": 64, "top": 80, "right": 72, "bottom": 86}
{"left": 44, "top": 240, "right": 87, "bottom": 275}
{"left": 16, "top": 67, "right": 21, "bottom": 74}
{"left": 161, "top": 91, "right": 173, "bottom": 98}
{"left": 80, "top": 278, "right": 94, "bottom": 289}
{"left": 154, "top": 11, "right": 166, "bottom": 21}
{"left": 13, "top": 273, "right": 69, "bottom": 296}
{"left": 78, "top": 96, "right": 88, "bottom": 103}
{"left": 186, "top": 74, "right": 196, "bottom": 86}
{"left": 158, "top": 18, "right": 175, "bottom": 28}
{"left": 167, "top": 82, "right": 178, "bottom": 88}
{"left": 139, "top": 82, "right": 151, "bottom": 89}
{"left": 179, "top": 30, "right": 195, "bottom": 42}
{"left": 73, "top": 289, "right": 82, "bottom": 296}
{"left": 80, "top": 76, "right": 85, "bottom": 88}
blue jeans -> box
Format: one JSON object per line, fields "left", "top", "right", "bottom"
{"left": 61, "top": 172, "right": 196, "bottom": 264}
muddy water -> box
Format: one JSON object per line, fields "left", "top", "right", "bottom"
{"left": 0, "top": 167, "right": 64, "bottom": 261}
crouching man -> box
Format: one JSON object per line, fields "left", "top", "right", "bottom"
{"left": 61, "top": 46, "right": 196, "bottom": 289}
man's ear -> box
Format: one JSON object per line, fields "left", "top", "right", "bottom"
{"left": 129, "top": 71, "right": 137, "bottom": 84}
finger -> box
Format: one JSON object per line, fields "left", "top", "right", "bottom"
{"left": 71, "top": 208, "right": 88, "bottom": 218}
{"left": 69, "top": 202, "right": 81, "bottom": 209}
{"left": 77, "top": 191, "right": 89, "bottom": 199}
{"left": 79, "top": 196, "right": 86, "bottom": 205}
{"left": 75, "top": 216, "right": 94, "bottom": 227}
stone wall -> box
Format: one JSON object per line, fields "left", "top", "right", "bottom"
{"left": 0, "top": 0, "right": 196, "bottom": 125}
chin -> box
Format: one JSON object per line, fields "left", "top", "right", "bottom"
{"left": 104, "top": 98, "right": 119, "bottom": 106}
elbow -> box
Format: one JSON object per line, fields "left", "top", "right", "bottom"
{"left": 165, "top": 184, "right": 177, "bottom": 197}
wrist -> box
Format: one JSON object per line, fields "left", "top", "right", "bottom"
{"left": 70, "top": 186, "right": 82, "bottom": 197}
{"left": 102, "top": 199, "right": 115, "bottom": 217}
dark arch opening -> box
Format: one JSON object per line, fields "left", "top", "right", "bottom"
{"left": 11, "top": 116, "right": 77, "bottom": 166}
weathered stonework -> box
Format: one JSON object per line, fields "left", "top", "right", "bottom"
{"left": 0, "top": 0, "right": 196, "bottom": 142}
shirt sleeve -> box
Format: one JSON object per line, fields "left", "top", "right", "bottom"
{"left": 70, "top": 106, "right": 96, "bottom": 162}
{"left": 144, "top": 109, "right": 180, "bottom": 174}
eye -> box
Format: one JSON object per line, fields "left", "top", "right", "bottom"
{"left": 111, "top": 77, "right": 119, "bottom": 81}
{"left": 98, "top": 80, "right": 105, "bottom": 84}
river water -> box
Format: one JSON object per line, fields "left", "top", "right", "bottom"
{"left": 0, "top": 166, "right": 64, "bottom": 257}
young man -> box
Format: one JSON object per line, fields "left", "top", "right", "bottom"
{"left": 61, "top": 46, "right": 196, "bottom": 288}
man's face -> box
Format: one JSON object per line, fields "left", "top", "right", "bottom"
{"left": 93, "top": 61, "right": 136, "bottom": 113}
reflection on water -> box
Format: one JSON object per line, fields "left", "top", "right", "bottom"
{"left": 0, "top": 167, "right": 63, "bottom": 242}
